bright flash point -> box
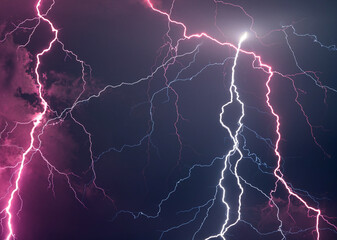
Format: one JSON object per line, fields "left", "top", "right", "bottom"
{"left": 240, "top": 32, "right": 248, "bottom": 43}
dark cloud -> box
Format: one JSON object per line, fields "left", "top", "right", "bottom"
{"left": 0, "top": 34, "right": 39, "bottom": 122}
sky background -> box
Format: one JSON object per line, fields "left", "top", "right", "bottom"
{"left": 0, "top": 0, "right": 337, "bottom": 239}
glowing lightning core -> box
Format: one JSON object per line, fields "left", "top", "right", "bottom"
{"left": 206, "top": 32, "right": 247, "bottom": 240}
{"left": 239, "top": 32, "right": 248, "bottom": 43}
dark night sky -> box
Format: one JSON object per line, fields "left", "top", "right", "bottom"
{"left": 1, "top": 0, "right": 337, "bottom": 239}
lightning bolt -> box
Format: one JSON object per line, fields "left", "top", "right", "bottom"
{"left": 1, "top": 0, "right": 337, "bottom": 238}
{"left": 265, "top": 71, "right": 323, "bottom": 239}
{"left": 4, "top": 1, "right": 52, "bottom": 239}
{"left": 205, "top": 32, "right": 248, "bottom": 240}
{"left": 145, "top": 1, "right": 337, "bottom": 239}
{"left": 2, "top": 0, "right": 101, "bottom": 237}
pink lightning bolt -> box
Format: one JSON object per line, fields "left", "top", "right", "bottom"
{"left": 2, "top": 0, "right": 336, "bottom": 238}
{"left": 145, "top": 0, "right": 335, "bottom": 239}
{"left": 4, "top": 0, "right": 55, "bottom": 239}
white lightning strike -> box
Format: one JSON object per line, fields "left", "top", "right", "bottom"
{"left": 206, "top": 32, "right": 248, "bottom": 240}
